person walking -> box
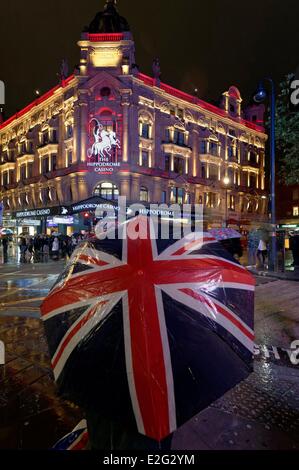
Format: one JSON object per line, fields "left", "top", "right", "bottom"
{"left": 19, "top": 235, "right": 27, "bottom": 263}
{"left": 1, "top": 236, "right": 9, "bottom": 263}
{"left": 52, "top": 236, "right": 60, "bottom": 260}
{"left": 257, "top": 238, "right": 268, "bottom": 269}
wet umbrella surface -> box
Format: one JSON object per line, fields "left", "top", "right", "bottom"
{"left": 41, "top": 216, "right": 255, "bottom": 442}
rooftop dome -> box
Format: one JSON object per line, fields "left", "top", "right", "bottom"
{"left": 85, "top": 0, "right": 130, "bottom": 34}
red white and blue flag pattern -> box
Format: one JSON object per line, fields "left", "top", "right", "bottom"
{"left": 42, "top": 216, "right": 255, "bottom": 442}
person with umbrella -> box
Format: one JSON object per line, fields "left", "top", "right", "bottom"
{"left": 1, "top": 235, "right": 9, "bottom": 262}
{"left": 42, "top": 215, "right": 255, "bottom": 450}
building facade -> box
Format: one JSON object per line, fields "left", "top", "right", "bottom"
{"left": 0, "top": 0, "right": 268, "bottom": 235}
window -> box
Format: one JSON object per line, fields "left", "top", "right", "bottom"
{"left": 228, "top": 146, "right": 234, "bottom": 159}
{"left": 204, "top": 192, "right": 217, "bottom": 208}
{"left": 249, "top": 149, "right": 257, "bottom": 164}
{"left": 141, "top": 150, "right": 149, "bottom": 167}
{"left": 293, "top": 206, "right": 299, "bottom": 217}
{"left": 67, "top": 150, "right": 73, "bottom": 167}
{"left": 27, "top": 162, "right": 33, "bottom": 179}
{"left": 228, "top": 168, "right": 234, "bottom": 183}
{"left": 209, "top": 141, "right": 219, "bottom": 156}
{"left": 66, "top": 125, "right": 73, "bottom": 139}
{"left": 200, "top": 140, "right": 207, "bottom": 154}
{"left": 229, "top": 195, "right": 235, "bottom": 211}
{"left": 41, "top": 130, "right": 49, "bottom": 146}
{"left": 51, "top": 155, "right": 57, "bottom": 171}
{"left": 9, "top": 170, "right": 14, "bottom": 184}
{"left": 140, "top": 187, "right": 149, "bottom": 202}
{"left": 161, "top": 191, "right": 167, "bottom": 204}
{"left": 174, "top": 130, "right": 185, "bottom": 146}
{"left": 93, "top": 182, "right": 119, "bottom": 200}
{"left": 42, "top": 156, "right": 50, "bottom": 174}
{"left": 247, "top": 201, "right": 254, "bottom": 213}
{"left": 165, "top": 129, "right": 171, "bottom": 142}
{"left": 0, "top": 151, "right": 8, "bottom": 163}
{"left": 19, "top": 141, "right": 26, "bottom": 155}
{"left": 172, "top": 187, "right": 184, "bottom": 204}
{"left": 293, "top": 189, "right": 299, "bottom": 201}
{"left": 209, "top": 164, "right": 218, "bottom": 181}
{"left": 164, "top": 154, "right": 171, "bottom": 172}
{"left": 201, "top": 163, "right": 206, "bottom": 179}
{"left": 100, "top": 87, "right": 111, "bottom": 97}
{"left": 20, "top": 164, "right": 26, "bottom": 181}
{"left": 249, "top": 174, "right": 256, "bottom": 188}
{"left": 52, "top": 129, "right": 57, "bottom": 143}
{"left": 3, "top": 172, "right": 8, "bottom": 186}
{"left": 230, "top": 104, "right": 235, "bottom": 114}
{"left": 141, "top": 123, "right": 150, "bottom": 139}
{"left": 28, "top": 141, "right": 34, "bottom": 154}
{"left": 174, "top": 156, "right": 185, "bottom": 175}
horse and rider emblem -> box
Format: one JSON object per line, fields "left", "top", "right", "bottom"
{"left": 87, "top": 118, "right": 121, "bottom": 160}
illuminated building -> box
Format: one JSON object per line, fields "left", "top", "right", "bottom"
{"left": 0, "top": 0, "right": 268, "bottom": 235}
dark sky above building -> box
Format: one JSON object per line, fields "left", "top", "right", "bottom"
{"left": 1, "top": 0, "right": 299, "bottom": 118}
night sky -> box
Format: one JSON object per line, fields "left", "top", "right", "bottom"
{"left": 1, "top": 0, "right": 299, "bottom": 119}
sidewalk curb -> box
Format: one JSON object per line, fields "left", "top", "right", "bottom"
{"left": 247, "top": 267, "right": 299, "bottom": 282}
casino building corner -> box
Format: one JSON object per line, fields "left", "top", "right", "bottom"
{"left": 0, "top": 0, "right": 268, "bottom": 238}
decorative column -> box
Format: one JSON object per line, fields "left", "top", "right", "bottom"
{"left": 120, "top": 176, "right": 131, "bottom": 199}
{"left": 79, "top": 91, "right": 89, "bottom": 163}
{"left": 131, "top": 175, "right": 140, "bottom": 201}
{"left": 121, "top": 90, "right": 132, "bottom": 163}
{"left": 78, "top": 174, "right": 89, "bottom": 201}
{"left": 73, "top": 102, "right": 81, "bottom": 164}
{"left": 192, "top": 129, "right": 199, "bottom": 177}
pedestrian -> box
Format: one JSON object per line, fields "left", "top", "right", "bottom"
{"left": 1, "top": 236, "right": 9, "bottom": 263}
{"left": 290, "top": 233, "right": 299, "bottom": 268}
{"left": 52, "top": 236, "right": 60, "bottom": 260}
{"left": 43, "top": 238, "right": 50, "bottom": 263}
{"left": 257, "top": 238, "right": 268, "bottom": 269}
{"left": 19, "top": 235, "right": 27, "bottom": 263}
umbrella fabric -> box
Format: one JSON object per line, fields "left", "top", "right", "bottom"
{"left": 208, "top": 228, "right": 241, "bottom": 241}
{"left": 52, "top": 420, "right": 88, "bottom": 450}
{"left": 41, "top": 216, "right": 255, "bottom": 442}
{"left": 0, "top": 228, "right": 13, "bottom": 235}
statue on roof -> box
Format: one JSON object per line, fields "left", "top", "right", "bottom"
{"left": 59, "top": 59, "right": 69, "bottom": 81}
{"left": 85, "top": 0, "right": 130, "bottom": 34}
{"left": 152, "top": 58, "right": 161, "bottom": 85}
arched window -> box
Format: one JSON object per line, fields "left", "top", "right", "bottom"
{"left": 94, "top": 182, "right": 119, "bottom": 200}
{"left": 140, "top": 186, "right": 149, "bottom": 202}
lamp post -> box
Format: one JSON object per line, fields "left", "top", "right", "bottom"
{"left": 253, "top": 78, "right": 277, "bottom": 271}
{"left": 223, "top": 176, "right": 230, "bottom": 228}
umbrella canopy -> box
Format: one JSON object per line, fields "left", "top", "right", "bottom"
{"left": 0, "top": 228, "right": 13, "bottom": 235}
{"left": 41, "top": 216, "right": 255, "bottom": 442}
{"left": 208, "top": 228, "right": 241, "bottom": 241}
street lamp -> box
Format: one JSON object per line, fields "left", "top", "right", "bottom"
{"left": 253, "top": 78, "right": 277, "bottom": 271}
{"left": 223, "top": 176, "right": 230, "bottom": 228}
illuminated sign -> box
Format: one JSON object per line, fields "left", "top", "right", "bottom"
{"left": 53, "top": 216, "right": 74, "bottom": 225}
{"left": 15, "top": 206, "right": 60, "bottom": 219}
{"left": 87, "top": 118, "right": 121, "bottom": 175}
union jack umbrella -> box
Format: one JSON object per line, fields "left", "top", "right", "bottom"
{"left": 41, "top": 216, "right": 255, "bottom": 442}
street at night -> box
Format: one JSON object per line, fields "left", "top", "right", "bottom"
{"left": 0, "top": 255, "right": 298, "bottom": 450}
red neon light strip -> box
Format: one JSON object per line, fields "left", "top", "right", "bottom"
{"left": 0, "top": 74, "right": 75, "bottom": 131}
{"left": 88, "top": 33, "right": 124, "bottom": 42}
{"left": 137, "top": 73, "right": 265, "bottom": 133}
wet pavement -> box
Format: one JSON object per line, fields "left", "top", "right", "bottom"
{"left": 0, "top": 259, "right": 299, "bottom": 449}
